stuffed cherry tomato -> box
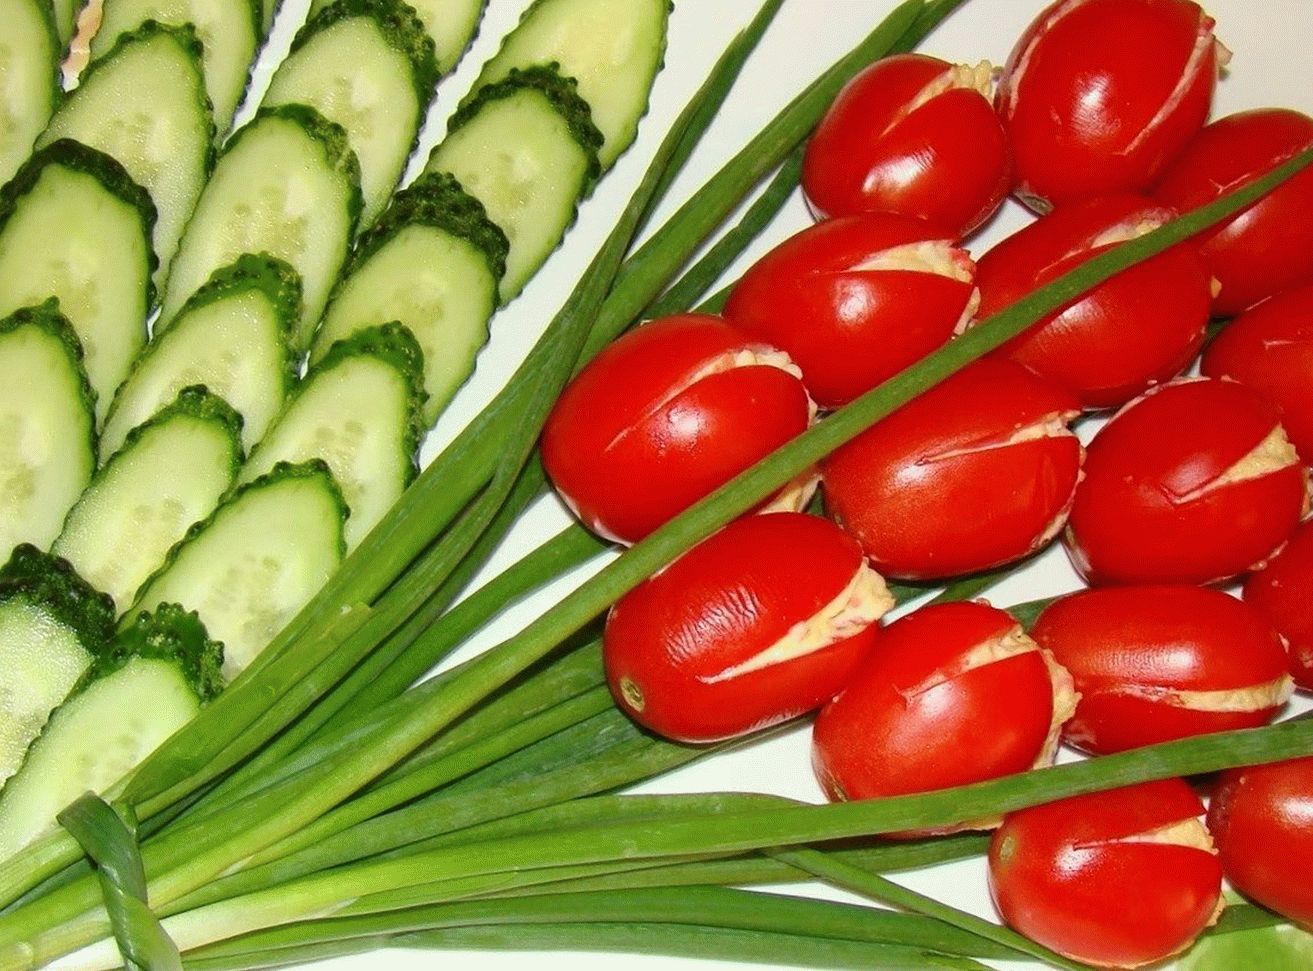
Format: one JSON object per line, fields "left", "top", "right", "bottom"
{"left": 1066, "top": 378, "right": 1309, "bottom": 586}
{"left": 973, "top": 195, "right": 1211, "bottom": 408}
{"left": 604, "top": 512, "right": 891, "bottom": 743}
{"left": 812, "top": 602, "right": 1075, "bottom": 823}
{"left": 1202, "top": 282, "right": 1313, "bottom": 463}
{"left": 1208, "top": 757, "right": 1313, "bottom": 931}
{"left": 723, "top": 214, "right": 977, "bottom": 408}
{"left": 990, "top": 779, "right": 1224, "bottom": 968}
{"left": 1153, "top": 109, "right": 1313, "bottom": 315}
{"left": 1244, "top": 519, "right": 1313, "bottom": 690}
{"left": 541, "top": 314, "right": 813, "bottom": 544}
{"left": 821, "top": 359, "right": 1082, "bottom": 580}
{"left": 802, "top": 54, "right": 1009, "bottom": 237}
{"left": 997, "top": 0, "right": 1222, "bottom": 211}
{"left": 1031, "top": 587, "right": 1293, "bottom": 755}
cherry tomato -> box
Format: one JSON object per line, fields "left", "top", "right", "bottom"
{"left": 997, "top": 0, "right": 1221, "bottom": 212}
{"left": 990, "top": 779, "right": 1224, "bottom": 968}
{"left": 1208, "top": 757, "right": 1313, "bottom": 931}
{"left": 821, "top": 359, "right": 1082, "bottom": 580}
{"left": 1202, "top": 282, "right": 1313, "bottom": 464}
{"left": 812, "top": 602, "right": 1076, "bottom": 820}
{"left": 604, "top": 512, "right": 890, "bottom": 743}
{"left": 1244, "top": 519, "right": 1313, "bottom": 691}
{"left": 1065, "top": 378, "right": 1309, "bottom": 586}
{"left": 802, "top": 54, "right": 1010, "bottom": 238}
{"left": 1031, "top": 587, "right": 1293, "bottom": 755}
{"left": 541, "top": 314, "right": 813, "bottom": 544}
{"left": 973, "top": 195, "right": 1211, "bottom": 409}
{"left": 723, "top": 214, "right": 977, "bottom": 409}
{"left": 1153, "top": 109, "right": 1313, "bottom": 315}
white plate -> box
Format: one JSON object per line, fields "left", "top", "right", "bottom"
{"left": 237, "top": 1, "right": 1313, "bottom": 968}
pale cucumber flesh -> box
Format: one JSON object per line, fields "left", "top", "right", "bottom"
{"left": 0, "top": 0, "right": 58, "bottom": 186}
{"left": 307, "top": 0, "right": 484, "bottom": 72}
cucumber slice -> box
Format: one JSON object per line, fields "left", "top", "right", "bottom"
{"left": 158, "top": 105, "right": 361, "bottom": 350}
{"left": 126, "top": 460, "right": 347, "bottom": 677}
{"left": 312, "top": 172, "right": 506, "bottom": 423}
{"left": 0, "top": 140, "right": 156, "bottom": 422}
{"left": 53, "top": 388, "right": 243, "bottom": 612}
{"left": 39, "top": 22, "right": 215, "bottom": 286}
{"left": 90, "top": 0, "right": 261, "bottom": 133}
{"left": 243, "top": 323, "right": 422, "bottom": 549}
{"left": 102, "top": 254, "right": 300, "bottom": 458}
{"left": 0, "top": 603, "right": 221, "bottom": 858}
{"left": 264, "top": 0, "right": 439, "bottom": 227}
{"left": 0, "top": 545, "right": 116, "bottom": 784}
{"left": 310, "top": 0, "right": 486, "bottom": 74}
{"left": 0, "top": 0, "right": 59, "bottom": 187}
{"left": 0, "top": 302, "right": 96, "bottom": 556}
{"left": 425, "top": 66, "right": 600, "bottom": 301}
{"left": 51, "top": 0, "right": 87, "bottom": 50}
{"left": 470, "top": 0, "right": 668, "bottom": 168}
{"left": 259, "top": 0, "right": 279, "bottom": 37}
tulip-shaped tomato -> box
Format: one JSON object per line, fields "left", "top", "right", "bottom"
{"left": 974, "top": 195, "right": 1211, "bottom": 408}
{"left": 1066, "top": 379, "right": 1309, "bottom": 586}
{"left": 812, "top": 602, "right": 1076, "bottom": 818}
{"left": 1154, "top": 109, "right": 1313, "bottom": 315}
{"left": 990, "top": 779, "right": 1224, "bottom": 968}
{"left": 821, "top": 359, "right": 1082, "bottom": 580}
{"left": 723, "top": 214, "right": 977, "bottom": 408}
{"left": 802, "top": 54, "right": 1010, "bottom": 238}
{"left": 604, "top": 513, "right": 891, "bottom": 743}
{"left": 1031, "top": 587, "right": 1293, "bottom": 755}
{"left": 997, "top": 0, "right": 1222, "bottom": 211}
{"left": 541, "top": 315, "right": 812, "bottom": 544}
{"left": 1202, "top": 283, "right": 1313, "bottom": 463}
{"left": 1208, "top": 757, "right": 1313, "bottom": 931}
{"left": 1244, "top": 519, "right": 1313, "bottom": 690}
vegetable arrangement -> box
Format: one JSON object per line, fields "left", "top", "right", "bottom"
{"left": 0, "top": 2, "right": 1308, "bottom": 971}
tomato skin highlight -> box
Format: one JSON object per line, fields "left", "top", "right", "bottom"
{"left": 1031, "top": 586, "right": 1292, "bottom": 755}
{"left": 1244, "top": 519, "right": 1313, "bottom": 690}
{"left": 812, "top": 602, "right": 1073, "bottom": 818}
{"left": 989, "top": 779, "right": 1223, "bottom": 968}
{"left": 723, "top": 214, "right": 977, "bottom": 408}
{"left": 1153, "top": 109, "right": 1313, "bottom": 315}
{"left": 1065, "top": 378, "right": 1309, "bottom": 586}
{"left": 1208, "top": 757, "right": 1313, "bottom": 931}
{"left": 604, "top": 512, "right": 888, "bottom": 743}
{"left": 821, "top": 359, "right": 1082, "bottom": 580}
{"left": 1201, "top": 282, "right": 1313, "bottom": 464}
{"left": 973, "top": 195, "right": 1211, "bottom": 409}
{"left": 997, "top": 0, "right": 1219, "bottom": 212}
{"left": 802, "top": 54, "right": 1010, "bottom": 238}
{"left": 541, "top": 314, "right": 812, "bottom": 544}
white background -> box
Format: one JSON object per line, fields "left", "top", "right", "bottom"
{"left": 238, "top": 1, "right": 1313, "bottom": 968}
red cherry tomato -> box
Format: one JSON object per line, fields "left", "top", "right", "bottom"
{"left": 1244, "top": 519, "right": 1313, "bottom": 691}
{"left": 541, "top": 314, "right": 813, "bottom": 544}
{"left": 1031, "top": 587, "right": 1292, "bottom": 755}
{"left": 821, "top": 359, "right": 1082, "bottom": 580}
{"left": 812, "top": 602, "right": 1075, "bottom": 818}
{"left": 1153, "top": 109, "right": 1313, "bottom": 315}
{"left": 997, "top": 0, "right": 1220, "bottom": 212}
{"left": 973, "top": 195, "right": 1211, "bottom": 409}
{"left": 604, "top": 512, "right": 890, "bottom": 743}
{"left": 802, "top": 53, "right": 1010, "bottom": 238}
{"left": 1065, "top": 378, "right": 1309, "bottom": 586}
{"left": 723, "top": 214, "right": 977, "bottom": 409}
{"left": 1202, "top": 282, "right": 1313, "bottom": 464}
{"left": 1208, "top": 757, "right": 1313, "bottom": 931}
{"left": 989, "top": 779, "right": 1224, "bottom": 968}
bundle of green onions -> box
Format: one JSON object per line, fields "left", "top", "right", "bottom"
{"left": 2, "top": 1, "right": 1312, "bottom": 969}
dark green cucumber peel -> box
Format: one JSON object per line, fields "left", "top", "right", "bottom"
{"left": 0, "top": 140, "right": 160, "bottom": 308}
{"left": 346, "top": 172, "right": 509, "bottom": 296}
{"left": 0, "top": 300, "right": 97, "bottom": 433}
{"left": 83, "top": 604, "right": 225, "bottom": 703}
{"left": 102, "top": 385, "right": 245, "bottom": 468}
{"left": 446, "top": 65, "right": 604, "bottom": 192}
{"left": 0, "top": 546, "right": 117, "bottom": 651}
{"left": 22, "top": 0, "right": 61, "bottom": 116}
{"left": 292, "top": 0, "right": 443, "bottom": 112}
